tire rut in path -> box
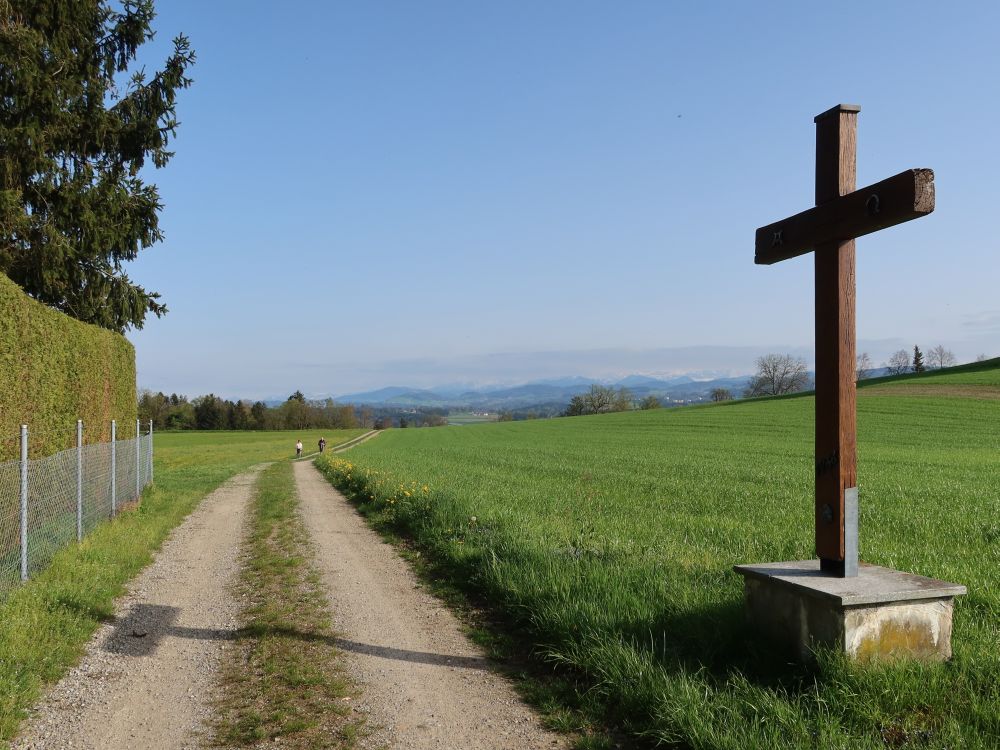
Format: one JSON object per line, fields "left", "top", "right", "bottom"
{"left": 294, "top": 460, "right": 567, "bottom": 750}
{"left": 13, "top": 466, "right": 265, "bottom": 750}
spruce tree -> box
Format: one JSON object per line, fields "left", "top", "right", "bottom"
{"left": 912, "top": 345, "right": 925, "bottom": 373}
{"left": 0, "top": 1, "right": 194, "bottom": 332}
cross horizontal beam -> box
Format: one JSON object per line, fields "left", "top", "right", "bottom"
{"left": 755, "top": 168, "right": 935, "bottom": 265}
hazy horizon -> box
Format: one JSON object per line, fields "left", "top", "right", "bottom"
{"left": 132, "top": 338, "right": 996, "bottom": 401}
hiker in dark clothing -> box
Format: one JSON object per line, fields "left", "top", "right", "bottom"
{"left": 319, "top": 437, "right": 327, "bottom": 453}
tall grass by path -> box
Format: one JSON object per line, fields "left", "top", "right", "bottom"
{"left": 315, "top": 366, "right": 1000, "bottom": 749}
{"left": 0, "top": 428, "right": 364, "bottom": 747}
{"left": 212, "top": 460, "right": 362, "bottom": 748}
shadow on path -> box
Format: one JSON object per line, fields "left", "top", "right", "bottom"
{"left": 103, "top": 603, "right": 489, "bottom": 670}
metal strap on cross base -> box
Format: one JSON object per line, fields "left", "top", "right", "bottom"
{"left": 840, "top": 487, "right": 858, "bottom": 577}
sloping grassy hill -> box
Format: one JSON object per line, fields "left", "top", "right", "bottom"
{"left": 316, "top": 361, "right": 1000, "bottom": 749}
{"left": 858, "top": 356, "right": 1000, "bottom": 398}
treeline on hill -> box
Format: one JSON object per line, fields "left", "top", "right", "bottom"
{"left": 139, "top": 390, "right": 366, "bottom": 431}
{"left": 563, "top": 385, "right": 661, "bottom": 416}
{"left": 497, "top": 404, "right": 566, "bottom": 421}
{"left": 138, "top": 390, "right": 454, "bottom": 430}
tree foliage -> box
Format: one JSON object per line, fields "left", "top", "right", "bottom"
{"left": 912, "top": 345, "right": 925, "bottom": 373}
{"left": 927, "top": 345, "right": 957, "bottom": 370}
{"left": 856, "top": 352, "right": 873, "bottom": 381}
{"left": 0, "top": 0, "right": 194, "bottom": 332}
{"left": 638, "top": 395, "right": 661, "bottom": 410}
{"left": 0, "top": 271, "right": 136, "bottom": 460}
{"left": 563, "top": 385, "right": 634, "bottom": 416}
{"left": 139, "top": 391, "right": 365, "bottom": 431}
{"left": 743, "top": 354, "right": 810, "bottom": 397}
{"left": 885, "top": 349, "right": 910, "bottom": 376}
{"left": 710, "top": 387, "right": 733, "bottom": 402}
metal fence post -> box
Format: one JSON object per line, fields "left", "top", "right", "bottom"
{"left": 110, "top": 419, "right": 117, "bottom": 517}
{"left": 149, "top": 420, "right": 154, "bottom": 486}
{"left": 77, "top": 420, "right": 83, "bottom": 542}
{"left": 135, "top": 418, "right": 141, "bottom": 501}
{"left": 20, "top": 425, "right": 28, "bottom": 582}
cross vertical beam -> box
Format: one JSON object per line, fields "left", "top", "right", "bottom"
{"left": 813, "top": 104, "right": 859, "bottom": 576}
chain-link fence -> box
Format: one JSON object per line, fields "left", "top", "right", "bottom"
{"left": 0, "top": 420, "right": 153, "bottom": 598}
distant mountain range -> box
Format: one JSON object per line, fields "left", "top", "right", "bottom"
{"left": 332, "top": 373, "right": 755, "bottom": 411}
{"left": 263, "top": 365, "right": 907, "bottom": 411}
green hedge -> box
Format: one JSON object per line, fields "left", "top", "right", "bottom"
{"left": 0, "top": 273, "right": 136, "bottom": 460}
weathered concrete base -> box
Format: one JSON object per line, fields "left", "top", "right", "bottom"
{"left": 733, "top": 560, "right": 966, "bottom": 662}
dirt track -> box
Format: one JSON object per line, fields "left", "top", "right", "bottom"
{"left": 294, "top": 460, "right": 567, "bottom": 750}
{"left": 294, "top": 429, "right": 381, "bottom": 463}
{"left": 13, "top": 467, "right": 263, "bottom": 750}
{"left": 13, "top": 453, "right": 564, "bottom": 749}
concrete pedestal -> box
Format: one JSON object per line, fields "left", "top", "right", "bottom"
{"left": 733, "top": 560, "right": 966, "bottom": 662}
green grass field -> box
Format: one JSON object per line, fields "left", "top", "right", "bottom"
{"left": 0, "top": 428, "right": 365, "bottom": 746}
{"left": 315, "top": 365, "right": 1000, "bottom": 749}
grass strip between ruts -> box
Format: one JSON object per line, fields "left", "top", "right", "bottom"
{"left": 212, "top": 460, "right": 363, "bottom": 748}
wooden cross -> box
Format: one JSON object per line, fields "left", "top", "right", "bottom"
{"left": 754, "top": 104, "right": 935, "bottom": 577}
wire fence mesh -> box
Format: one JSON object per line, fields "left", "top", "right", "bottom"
{"left": 0, "top": 423, "right": 153, "bottom": 600}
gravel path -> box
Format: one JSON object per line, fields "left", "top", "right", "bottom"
{"left": 294, "top": 429, "right": 381, "bottom": 463}
{"left": 294, "top": 460, "right": 567, "bottom": 750}
{"left": 330, "top": 430, "right": 381, "bottom": 452}
{"left": 13, "top": 466, "right": 264, "bottom": 750}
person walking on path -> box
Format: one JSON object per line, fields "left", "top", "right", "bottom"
{"left": 295, "top": 439, "right": 303, "bottom": 457}
{"left": 318, "top": 437, "right": 327, "bottom": 453}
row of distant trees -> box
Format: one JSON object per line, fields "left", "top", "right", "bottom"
{"left": 563, "top": 386, "right": 662, "bottom": 416}
{"left": 138, "top": 390, "right": 463, "bottom": 430}
{"left": 139, "top": 390, "right": 372, "bottom": 431}
{"left": 875, "top": 345, "right": 967, "bottom": 377}
{"left": 563, "top": 343, "right": 978, "bottom": 415}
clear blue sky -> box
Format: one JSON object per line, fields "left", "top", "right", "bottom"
{"left": 128, "top": 1, "right": 1000, "bottom": 398}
